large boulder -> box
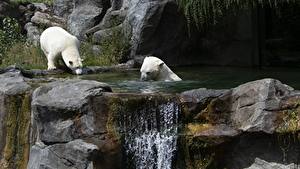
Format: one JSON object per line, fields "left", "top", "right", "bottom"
{"left": 27, "top": 140, "right": 98, "bottom": 169}
{"left": 180, "top": 78, "right": 300, "bottom": 169}
{"left": 0, "top": 71, "right": 32, "bottom": 169}
{"left": 24, "top": 22, "right": 41, "bottom": 46}
{"left": 53, "top": 0, "right": 74, "bottom": 18}
{"left": 29, "top": 79, "right": 121, "bottom": 169}
{"left": 122, "top": 0, "right": 189, "bottom": 65}
{"left": 67, "top": 4, "right": 102, "bottom": 39}
{"left": 31, "top": 11, "right": 66, "bottom": 28}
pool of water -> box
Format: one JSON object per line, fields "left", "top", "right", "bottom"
{"left": 70, "top": 66, "right": 300, "bottom": 93}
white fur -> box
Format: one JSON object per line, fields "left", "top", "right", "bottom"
{"left": 140, "top": 56, "right": 182, "bottom": 81}
{"left": 40, "top": 26, "right": 83, "bottom": 74}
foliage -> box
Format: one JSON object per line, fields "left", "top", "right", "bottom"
{"left": 1, "top": 42, "right": 47, "bottom": 69}
{"left": 176, "top": 0, "right": 298, "bottom": 30}
{"left": 0, "top": 17, "right": 23, "bottom": 61}
{"left": 0, "top": 17, "right": 46, "bottom": 69}
{"left": 81, "top": 28, "right": 130, "bottom": 66}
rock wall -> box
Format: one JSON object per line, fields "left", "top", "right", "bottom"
{"left": 0, "top": 71, "right": 32, "bottom": 169}
{"left": 180, "top": 79, "right": 300, "bottom": 168}
{"left": 0, "top": 69, "right": 299, "bottom": 169}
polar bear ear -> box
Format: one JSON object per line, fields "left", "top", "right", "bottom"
{"left": 81, "top": 58, "right": 84, "bottom": 62}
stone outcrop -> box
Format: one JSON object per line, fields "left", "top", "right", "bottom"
{"left": 180, "top": 78, "right": 300, "bottom": 169}
{"left": 17, "top": 0, "right": 190, "bottom": 64}
{"left": 0, "top": 67, "right": 299, "bottom": 169}
{"left": 0, "top": 71, "right": 32, "bottom": 169}
{"left": 29, "top": 79, "right": 121, "bottom": 169}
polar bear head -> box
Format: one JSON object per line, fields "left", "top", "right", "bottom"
{"left": 62, "top": 48, "right": 83, "bottom": 75}
{"left": 140, "top": 56, "right": 165, "bottom": 81}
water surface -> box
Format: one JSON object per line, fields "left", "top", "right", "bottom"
{"left": 77, "top": 66, "right": 300, "bottom": 93}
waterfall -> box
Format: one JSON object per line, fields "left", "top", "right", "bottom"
{"left": 120, "top": 101, "right": 180, "bottom": 169}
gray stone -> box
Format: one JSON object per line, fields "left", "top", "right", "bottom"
{"left": 180, "top": 88, "right": 228, "bottom": 119}
{"left": 27, "top": 139, "right": 98, "bottom": 169}
{"left": 24, "top": 22, "right": 41, "bottom": 46}
{"left": 29, "top": 82, "right": 122, "bottom": 169}
{"left": 32, "top": 3, "right": 49, "bottom": 12}
{"left": 31, "top": 79, "right": 112, "bottom": 143}
{"left": 86, "top": 8, "right": 126, "bottom": 35}
{"left": 228, "top": 78, "right": 294, "bottom": 133}
{"left": 31, "top": 11, "right": 66, "bottom": 28}
{"left": 0, "top": 71, "right": 31, "bottom": 95}
{"left": 246, "top": 158, "right": 298, "bottom": 169}
{"left": 122, "top": 0, "right": 189, "bottom": 64}
{"left": 92, "top": 25, "right": 122, "bottom": 44}
{"left": 92, "top": 45, "right": 101, "bottom": 56}
{"left": 0, "top": 71, "right": 31, "bottom": 169}
{"left": 67, "top": 4, "right": 102, "bottom": 39}
{"left": 53, "top": 0, "right": 74, "bottom": 18}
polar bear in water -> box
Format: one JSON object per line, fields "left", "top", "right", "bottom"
{"left": 140, "top": 56, "right": 182, "bottom": 81}
{"left": 40, "top": 26, "right": 83, "bottom": 75}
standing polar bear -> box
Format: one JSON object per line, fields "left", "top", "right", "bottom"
{"left": 40, "top": 26, "right": 83, "bottom": 75}
{"left": 140, "top": 56, "right": 182, "bottom": 81}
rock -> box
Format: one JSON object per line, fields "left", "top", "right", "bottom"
{"left": 86, "top": 8, "right": 126, "bottom": 35}
{"left": 27, "top": 140, "right": 98, "bottom": 169}
{"left": 181, "top": 78, "right": 300, "bottom": 169}
{"left": 92, "top": 45, "right": 101, "bottom": 55}
{"left": 111, "top": 0, "right": 123, "bottom": 10}
{"left": 24, "top": 22, "right": 41, "bottom": 46}
{"left": 122, "top": 0, "right": 189, "bottom": 65}
{"left": 0, "top": 71, "right": 31, "bottom": 95}
{"left": 92, "top": 26, "right": 121, "bottom": 44}
{"left": 0, "top": 71, "right": 31, "bottom": 169}
{"left": 31, "top": 79, "right": 112, "bottom": 143}
{"left": 53, "top": 0, "right": 74, "bottom": 18}
{"left": 67, "top": 4, "right": 102, "bottom": 39}
{"left": 0, "top": 0, "right": 22, "bottom": 19}
{"left": 211, "top": 79, "right": 294, "bottom": 133}
{"left": 31, "top": 11, "right": 66, "bottom": 28}
{"left": 27, "top": 3, "right": 50, "bottom": 12}
{"left": 246, "top": 158, "right": 298, "bottom": 169}
{"left": 180, "top": 88, "right": 228, "bottom": 120}
{"left": 29, "top": 79, "right": 121, "bottom": 169}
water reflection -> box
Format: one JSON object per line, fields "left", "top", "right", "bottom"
{"left": 78, "top": 66, "right": 300, "bottom": 93}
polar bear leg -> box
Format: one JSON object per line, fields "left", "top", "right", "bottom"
{"left": 47, "top": 52, "right": 58, "bottom": 70}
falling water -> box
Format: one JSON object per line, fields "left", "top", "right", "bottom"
{"left": 120, "top": 101, "right": 180, "bottom": 169}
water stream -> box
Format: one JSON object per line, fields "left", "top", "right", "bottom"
{"left": 119, "top": 101, "right": 180, "bottom": 169}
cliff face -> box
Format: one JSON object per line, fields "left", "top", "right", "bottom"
{"left": 19, "top": 0, "right": 191, "bottom": 66}
{"left": 0, "top": 71, "right": 31, "bottom": 169}
{"left": 0, "top": 68, "right": 299, "bottom": 169}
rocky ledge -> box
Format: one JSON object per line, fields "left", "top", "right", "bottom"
{"left": 0, "top": 69, "right": 299, "bottom": 169}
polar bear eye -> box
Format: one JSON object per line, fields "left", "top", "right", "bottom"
{"left": 69, "top": 61, "right": 73, "bottom": 66}
{"left": 146, "top": 72, "right": 150, "bottom": 75}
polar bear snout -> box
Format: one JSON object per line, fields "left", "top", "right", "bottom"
{"left": 140, "top": 72, "right": 150, "bottom": 81}
{"left": 74, "top": 68, "right": 83, "bottom": 75}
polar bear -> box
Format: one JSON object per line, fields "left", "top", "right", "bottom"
{"left": 140, "top": 56, "right": 182, "bottom": 81}
{"left": 40, "top": 26, "right": 83, "bottom": 75}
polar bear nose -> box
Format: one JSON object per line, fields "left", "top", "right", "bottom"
{"left": 141, "top": 74, "right": 147, "bottom": 81}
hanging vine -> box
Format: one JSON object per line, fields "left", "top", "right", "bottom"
{"left": 176, "top": 0, "right": 298, "bottom": 29}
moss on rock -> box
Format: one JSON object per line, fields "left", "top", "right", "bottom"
{"left": 0, "top": 92, "right": 31, "bottom": 169}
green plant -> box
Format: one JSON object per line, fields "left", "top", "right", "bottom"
{"left": 176, "top": 0, "right": 298, "bottom": 30}
{"left": 0, "top": 17, "right": 24, "bottom": 61}
{"left": 1, "top": 42, "right": 47, "bottom": 69}
{"left": 81, "top": 28, "right": 130, "bottom": 66}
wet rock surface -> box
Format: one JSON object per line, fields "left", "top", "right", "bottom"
{"left": 181, "top": 78, "right": 300, "bottom": 169}
{"left": 0, "top": 71, "right": 32, "bottom": 169}
{"left": 0, "top": 67, "right": 299, "bottom": 169}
